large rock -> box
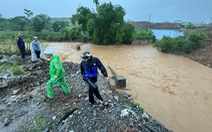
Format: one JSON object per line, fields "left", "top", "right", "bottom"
{"left": 0, "top": 55, "right": 3, "bottom": 60}
{"left": 0, "top": 77, "right": 8, "bottom": 88}
{"left": 9, "top": 55, "right": 19, "bottom": 61}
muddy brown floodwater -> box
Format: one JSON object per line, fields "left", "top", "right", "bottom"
{"left": 46, "top": 42, "right": 212, "bottom": 132}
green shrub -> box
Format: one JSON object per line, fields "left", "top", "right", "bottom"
{"left": 79, "top": 31, "right": 90, "bottom": 42}
{"left": 173, "top": 36, "right": 190, "bottom": 53}
{"left": 119, "top": 22, "right": 135, "bottom": 44}
{"left": 157, "top": 36, "right": 173, "bottom": 53}
{"left": 188, "top": 31, "right": 207, "bottom": 50}
{"left": 60, "top": 23, "right": 82, "bottom": 41}
{"left": 156, "top": 31, "right": 207, "bottom": 54}
{"left": 182, "top": 42, "right": 193, "bottom": 53}
{"left": 186, "top": 23, "right": 197, "bottom": 29}
{"left": 175, "top": 24, "right": 182, "bottom": 29}
{"left": 133, "top": 28, "right": 155, "bottom": 40}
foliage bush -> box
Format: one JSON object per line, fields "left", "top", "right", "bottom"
{"left": 174, "top": 24, "right": 182, "bottom": 29}
{"left": 187, "top": 31, "right": 207, "bottom": 50}
{"left": 186, "top": 23, "right": 197, "bottom": 29}
{"left": 38, "top": 30, "right": 64, "bottom": 41}
{"left": 79, "top": 31, "right": 90, "bottom": 42}
{"left": 133, "top": 28, "right": 155, "bottom": 41}
{"left": 172, "top": 36, "right": 190, "bottom": 53}
{"left": 155, "top": 31, "right": 207, "bottom": 54}
{"left": 156, "top": 36, "right": 174, "bottom": 53}
{"left": 118, "top": 22, "right": 135, "bottom": 44}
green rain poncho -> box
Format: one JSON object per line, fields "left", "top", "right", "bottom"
{"left": 46, "top": 55, "right": 70, "bottom": 98}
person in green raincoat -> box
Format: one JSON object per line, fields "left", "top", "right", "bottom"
{"left": 44, "top": 49, "right": 70, "bottom": 98}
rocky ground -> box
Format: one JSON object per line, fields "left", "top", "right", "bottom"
{"left": 0, "top": 55, "right": 171, "bottom": 132}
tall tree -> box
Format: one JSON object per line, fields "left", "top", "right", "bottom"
{"left": 71, "top": 7, "right": 95, "bottom": 31}
{"left": 52, "top": 21, "right": 69, "bottom": 32}
{"left": 24, "top": 9, "right": 33, "bottom": 19}
{"left": 32, "top": 17, "right": 44, "bottom": 32}
{"left": 93, "top": 2, "right": 125, "bottom": 44}
{"left": 93, "top": 0, "right": 99, "bottom": 7}
{"left": 32, "top": 14, "right": 51, "bottom": 32}
{"left": 10, "top": 16, "right": 30, "bottom": 31}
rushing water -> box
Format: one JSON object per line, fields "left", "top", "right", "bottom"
{"left": 46, "top": 42, "right": 212, "bottom": 132}
{"left": 152, "top": 29, "right": 184, "bottom": 40}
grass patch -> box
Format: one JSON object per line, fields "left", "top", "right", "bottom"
{"left": 0, "top": 36, "right": 31, "bottom": 55}
{"left": 18, "top": 113, "right": 51, "bottom": 132}
{"left": 121, "top": 97, "right": 144, "bottom": 112}
{"left": 0, "top": 61, "right": 23, "bottom": 75}
{"left": 12, "top": 66, "right": 23, "bottom": 75}
{"left": 134, "top": 102, "right": 144, "bottom": 112}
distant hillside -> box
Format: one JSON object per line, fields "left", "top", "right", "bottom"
{"left": 130, "top": 21, "right": 183, "bottom": 29}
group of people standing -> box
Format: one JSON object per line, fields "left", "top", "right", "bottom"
{"left": 17, "top": 34, "right": 44, "bottom": 62}
{"left": 17, "top": 35, "right": 109, "bottom": 106}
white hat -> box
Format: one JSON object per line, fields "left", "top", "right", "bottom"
{"left": 44, "top": 49, "right": 54, "bottom": 55}
{"left": 33, "top": 36, "right": 38, "bottom": 39}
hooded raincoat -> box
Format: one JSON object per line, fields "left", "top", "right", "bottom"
{"left": 46, "top": 55, "right": 70, "bottom": 98}
{"left": 30, "top": 40, "right": 45, "bottom": 62}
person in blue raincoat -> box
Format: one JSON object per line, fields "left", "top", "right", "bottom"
{"left": 30, "top": 36, "right": 45, "bottom": 62}
{"left": 80, "top": 51, "right": 109, "bottom": 106}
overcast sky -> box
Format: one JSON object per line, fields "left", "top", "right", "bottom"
{"left": 0, "top": 0, "right": 212, "bottom": 22}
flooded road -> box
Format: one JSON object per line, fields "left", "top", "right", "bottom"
{"left": 46, "top": 42, "right": 212, "bottom": 132}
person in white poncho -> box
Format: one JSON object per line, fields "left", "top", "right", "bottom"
{"left": 30, "top": 36, "right": 45, "bottom": 62}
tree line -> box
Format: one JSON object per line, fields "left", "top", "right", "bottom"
{"left": 0, "top": 1, "right": 155, "bottom": 45}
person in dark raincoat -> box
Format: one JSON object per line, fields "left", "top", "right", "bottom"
{"left": 80, "top": 51, "right": 109, "bottom": 106}
{"left": 17, "top": 34, "right": 25, "bottom": 61}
